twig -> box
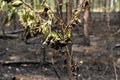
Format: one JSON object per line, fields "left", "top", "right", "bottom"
{"left": 52, "top": 66, "right": 61, "bottom": 80}
{"left": 112, "top": 29, "right": 120, "bottom": 36}
{"left": 72, "top": 0, "right": 86, "bottom": 20}
{"left": 102, "top": 65, "right": 108, "bottom": 75}
{"left": 115, "top": 63, "right": 120, "bottom": 69}
{"left": 21, "top": 0, "right": 34, "bottom": 11}
{"left": 113, "top": 61, "right": 118, "bottom": 80}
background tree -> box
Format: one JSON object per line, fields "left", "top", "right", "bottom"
{"left": 55, "top": 0, "right": 63, "bottom": 18}
{"left": 83, "top": 0, "right": 90, "bottom": 46}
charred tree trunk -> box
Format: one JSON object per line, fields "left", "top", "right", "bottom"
{"left": 1, "top": 12, "right": 6, "bottom": 38}
{"left": 59, "top": 0, "right": 63, "bottom": 18}
{"left": 113, "top": 0, "right": 116, "bottom": 11}
{"left": 13, "top": 13, "right": 16, "bottom": 31}
{"left": 83, "top": 0, "right": 90, "bottom": 46}
{"left": 103, "top": 0, "right": 107, "bottom": 21}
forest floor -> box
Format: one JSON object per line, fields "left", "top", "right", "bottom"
{"left": 0, "top": 22, "right": 120, "bottom": 80}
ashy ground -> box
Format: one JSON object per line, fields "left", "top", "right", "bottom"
{"left": 0, "top": 22, "right": 120, "bottom": 80}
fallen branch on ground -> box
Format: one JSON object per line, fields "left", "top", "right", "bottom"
{"left": 0, "top": 51, "right": 6, "bottom": 56}
{"left": 6, "top": 29, "right": 24, "bottom": 34}
{"left": 0, "top": 29, "right": 24, "bottom": 39}
{"left": 0, "top": 60, "right": 53, "bottom": 65}
{"left": 0, "top": 34, "right": 18, "bottom": 39}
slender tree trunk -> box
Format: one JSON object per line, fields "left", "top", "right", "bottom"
{"left": 1, "top": 12, "right": 6, "bottom": 38}
{"left": 66, "top": 46, "right": 72, "bottom": 80}
{"left": 55, "top": 0, "right": 63, "bottom": 18}
{"left": 83, "top": 0, "right": 90, "bottom": 46}
{"left": 66, "top": 0, "right": 72, "bottom": 25}
{"left": 84, "top": 7, "right": 90, "bottom": 37}
{"left": 59, "top": 0, "right": 63, "bottom": 18}
{"left": 103, "top": 0, "right": 107, "bottom": 23}
{"left": 98, "top": 0, "right": 101, "bottom": 11}
{"left": 110, "top": 0, "right": 112, "bottom": 8}
{"left": 92, "top": 0, "right": 94, "bottom": 11}
{"left": 1, "top": 26, "right": 5, "bottom": 38}
{"left": 66, "top": 0, "right": 72, "bottom": 55}
{"left": 66, "top": 0, "right": 72, "bottom": 80}
{"left": 108, "top": 0, "right": 110, "bottom": 9}
{"left": 73, "top": 0, "right": 79, "bottom": 8}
